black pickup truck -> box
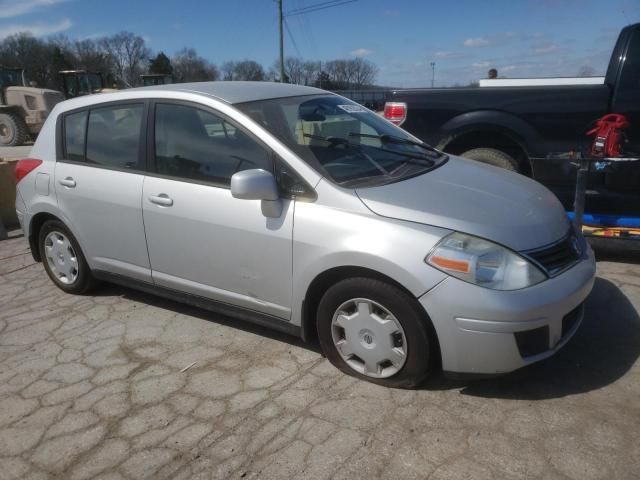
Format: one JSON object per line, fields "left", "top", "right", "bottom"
{"left": 383, "top": 23, "right": 640, "bottom": 218}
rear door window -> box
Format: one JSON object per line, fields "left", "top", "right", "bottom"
{"left": 86, "top": 104, "right": 144, "bottom": 169}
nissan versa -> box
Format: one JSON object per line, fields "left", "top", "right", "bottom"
{"left": 15, "top": 82, "right": 596, "bottom": 387}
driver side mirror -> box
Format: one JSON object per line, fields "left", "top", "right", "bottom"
{"left": 230, "top": 169, "right": 282, "bottom": 218}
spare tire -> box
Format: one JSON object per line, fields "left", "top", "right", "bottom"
{"left": 460, "top": 147, "right": 519, "bottom": 172}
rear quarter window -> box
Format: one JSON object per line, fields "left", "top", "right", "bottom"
{"left": 63, "top": 110, "right": 87, "bottom": 162}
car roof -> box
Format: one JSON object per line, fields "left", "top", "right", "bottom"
{"left": 131, "top": 81, "right": 327, "bottom": 104}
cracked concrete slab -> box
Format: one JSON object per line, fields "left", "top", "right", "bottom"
{"left": 0, "top": 231, "right": 639, "bottom": 479}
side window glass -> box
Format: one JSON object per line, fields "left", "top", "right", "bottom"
{"left": 86, "top": 104, "right": 143, "bottom": 169}
{"left": 154, "top": 103, "right": 272, "bottom": 185}
{"left": 64, "top": 110, "right": 87, "bottom": 161}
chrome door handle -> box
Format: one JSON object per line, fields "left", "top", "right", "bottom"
{"left": 149, "top": 194, "right": 173, "bottom": 207}
{"left": 58, "top": 177, "right": 76, "bottom": 188}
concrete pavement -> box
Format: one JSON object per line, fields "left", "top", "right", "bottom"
{"left": 1, "top": 231, "right": 639, "bottom": 479}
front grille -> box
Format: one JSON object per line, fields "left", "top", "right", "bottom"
{"left": 522, "top": 231, "right": 581, "bottom": 277}
{"left": 514, "top": 326, "right": 549, "bottom": 358}
{"left": 562, "top": 303, "right": 583, "bottom": 337}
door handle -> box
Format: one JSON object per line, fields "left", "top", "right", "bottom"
{"left": 58, "top": 177, "right": 76, "bottom": 188}
{"left": 148, "top": 194, "right": 173, "bottom": 207}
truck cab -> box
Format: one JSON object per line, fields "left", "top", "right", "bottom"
{"left": 59, "top": 70, "right": 117, "bottom": 99}
{"left": 141, "top": 74, "right": 174, "bottom": 87}
{"left": 0, "top": 66, "right": 63, "bottom": 146}
{"left": 385, "top": 23, "right": 640, "bottom": 230}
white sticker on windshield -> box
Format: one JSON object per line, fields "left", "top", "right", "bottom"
{"left": 337, "top": 104, "right": 367, "bottom": 113}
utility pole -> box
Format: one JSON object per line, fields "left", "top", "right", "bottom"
{"left": 430, "top": 62, "right": 436, "bottom": 88}
{"left": 278, "top": 0, "right": 285, "bottom": 83}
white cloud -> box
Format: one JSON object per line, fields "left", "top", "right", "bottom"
{"left": 435, "top": 51, "right": 454, "bottom": 58}
{"left": 0, "top": 18, "right": 72, "bottom": 39}
{"left": 534, "top": 43, "right": 560, "bottom": 54}
{"left": 0, "top": 0, "right": 68, "bottom": 19}
{"left": 351, "top": 48, "right": 373, "bottom": 57}
{"left": 464, "top": 37, "right": 489, "bottom": 47}
{"left": 501, "top": 65, "right": 520, "bottom": 72}
{"left": 472, "top": 61, "right": 490, "bottom": 68}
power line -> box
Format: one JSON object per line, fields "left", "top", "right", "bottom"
{"left": 284, "top": 18, "right": 303, "bottom": 58}
{"left": 285, "top": 0, "right": 358, "bottom": 17}
{"left": 285, "top": 0, "right": 349, "bottom": 15}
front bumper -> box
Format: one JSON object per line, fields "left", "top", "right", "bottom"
{"left": 419, "top": 245, "right": 596, "bottom": 374}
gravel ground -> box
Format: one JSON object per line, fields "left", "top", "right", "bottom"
{"left": 1, "top": 231, "right": 639, "bottom": 480}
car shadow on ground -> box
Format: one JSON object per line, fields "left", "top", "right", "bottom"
{"left": 96, "top": 283, "right": 322, "bottom": 354}
{"left": 95, "top": 274, "right": 638, "bottom": 398}
{"left": 427, "top": 277, "right": 640, "bottom": 399}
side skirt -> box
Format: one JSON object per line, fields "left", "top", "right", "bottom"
{"left": 92, "top": 270, "right": 302, "bottom": 338}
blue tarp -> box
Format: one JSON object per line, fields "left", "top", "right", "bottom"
{"left": 566, "top": 212, "right": 640, "bottom": 228}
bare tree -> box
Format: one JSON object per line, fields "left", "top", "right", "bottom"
{"left": 221, "top": 61, "right": 235, "bottom": 81}
{"left": 349, "top": 58, "right": 378, "bottom": 88}
{"left": 302, "top": 60, "right": 321, "bottom": 86}
{"left": 172, "top": 48, "right": 218, "bottom": 82}
{"left": 232, "top": 60, "right": 265, "bottom": 81}
{"left": 0, "top": 34, "right": 53, "bottom": 88}
{"left": 99, "top": 31, "right": 150, "bottom": 87}
{"left": 284, "top": 57, "right": 305, "bottom": 84}
{"left": 325, "top": 60, "right": 352, "bottom": 88}
{"left": 72, "top": 39, "right": 113, "bottom": 75}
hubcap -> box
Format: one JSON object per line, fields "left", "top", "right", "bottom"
{"left": 331, "top": 298, "right": 407, "bottom": 378}
{"left": 44, "top": 231, "right": 79, "bottom": 285}
{"left": 0, "top": 122, "right": 10, "bottom": 141}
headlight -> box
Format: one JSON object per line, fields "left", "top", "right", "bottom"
{"left": 426, "top": 232, "right": 546, "bottom": 290}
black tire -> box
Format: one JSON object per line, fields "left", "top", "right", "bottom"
{"left": 0, "top": 112, "right": 28, "bottom": 146}
{"left": 38, "top": 220, "right": 97, "bottom": 294}
{"left": 316, "top": 277, "right": 434, "bottom": 388}
{"left": 460, "top": 147, "right": 519, "bottom": 171}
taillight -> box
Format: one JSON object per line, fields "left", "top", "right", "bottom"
{"left": 383, "top": 102, "right": 407, "bottom": 126}
{"left": 15, "top": 158, "right": 43, "bottom": 184}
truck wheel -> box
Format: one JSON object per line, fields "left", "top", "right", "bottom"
{"left": 0, "top": 113, "right": 28, "bottom": 146}
{"left": 460, "top": 148, "right": 519, "bottom": 171}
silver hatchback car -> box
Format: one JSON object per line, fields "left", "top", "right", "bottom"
{"left": 15, "top": 82, "right": 595, "bottom": 387}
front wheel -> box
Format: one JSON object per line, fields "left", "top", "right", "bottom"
{"left": 316, "top": 277, "right": 434, "bottom": 388}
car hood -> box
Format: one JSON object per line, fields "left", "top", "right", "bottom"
{"left": 356, "top": 156, "right": 570, "bottom": 251}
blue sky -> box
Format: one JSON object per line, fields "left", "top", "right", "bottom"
{"left": 1, "top": 0, "right": 638, "bottom": 87}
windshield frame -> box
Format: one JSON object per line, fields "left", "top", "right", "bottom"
{"left": 235, "top": 94, "right": 448, "bottom": 188}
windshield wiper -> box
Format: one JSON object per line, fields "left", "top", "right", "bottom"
{"left": 348, "top": 132, "right": 441, "bottom": 155}
{"left": 303, "top": 133, "right": 351, "bottom": 147}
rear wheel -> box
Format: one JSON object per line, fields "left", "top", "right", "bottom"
{"left": 460, "top": 147, "right": 519, "bottom": 171}
{"left": 0, "top": 112, "right": 28, "bottom": 146}
{"left": 38, "top": 220, "right": 97, "bottom": 294}
{"left": 317, "top": 277, "right": 434, "bottom": 388}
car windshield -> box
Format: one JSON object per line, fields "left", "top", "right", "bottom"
{"left": 235, "top": 95, "right": 447, "bottom": 187}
